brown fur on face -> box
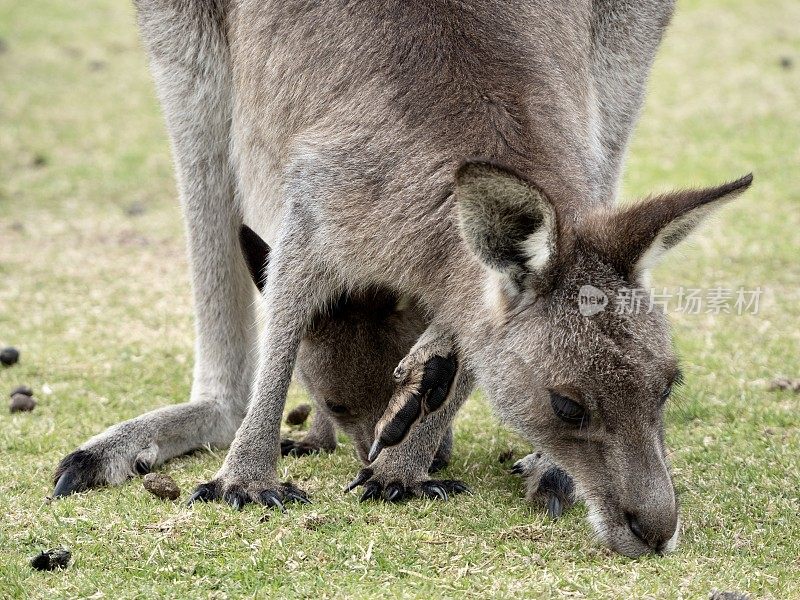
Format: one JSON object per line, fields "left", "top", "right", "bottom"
{"left": 449, "top": 163, "right": 751, "bottom": 556}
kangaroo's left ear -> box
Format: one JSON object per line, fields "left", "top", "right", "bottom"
{"left": 455, "top": 159, "right": 559, "bottom": 293}
{"left": 239, "top": 225, "right": 270, "bottom": 292}
{"left": 586, "top": 173, "right": 753, "bottom": 281}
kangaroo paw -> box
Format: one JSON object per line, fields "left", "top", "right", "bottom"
{"left": 188, "top": 478, "right": 310, "bottom": 511}
{"left": 53, "top": 440, "right": 159, "bottom": 497}
{"left": 512, "top": 452, "right": 575, "bottom": 519}
{"left": 370, "top": 351, "right": 458, "bottom": 461}
{"left": 344, "top": 466, "right": 471, "bottom": 503}
{"left": 51, "top": 398, "right": 240, "bottom": 498}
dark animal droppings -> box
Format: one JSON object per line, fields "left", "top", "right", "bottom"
{"left": 125, "top": 201, "right": 146, "bottom": 217}
{"left": 10, "top": 393, "right": 36, "bottom": 413}
{"left": 286, "top": 403, "right": 312, "bottom": 426}
{"left": 30, "top": 548, "right": 71, "bottom": 571}
{"left": 143, "top": 473, "right": 180, "bottom": 501}
{"left": 0, "top": 346, "right": 20, "bottom": 366}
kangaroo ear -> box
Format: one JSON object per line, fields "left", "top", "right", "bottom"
{"left": 238, "top": 225, "right": 270, "bottom": 292}
{"left": 589, "top": 174, "right": 753, "bottom": 281}
{"left": 455, "top": 159, "right": 558, "bottom": 292}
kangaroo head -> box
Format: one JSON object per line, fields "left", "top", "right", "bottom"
{"left": 455, "top": 159, "right": 752, "bottom": 557}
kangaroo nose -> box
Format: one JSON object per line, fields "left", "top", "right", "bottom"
{"left": 625, "top": 511, "right": 675, "bottom": 552}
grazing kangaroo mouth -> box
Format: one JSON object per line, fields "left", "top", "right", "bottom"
{"left": 585, "top": 495, "right": 679, "bottom": 557}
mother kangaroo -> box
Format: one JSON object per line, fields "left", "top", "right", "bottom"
{"left": 55, "top": 0, "right": 751, "bottom": 558}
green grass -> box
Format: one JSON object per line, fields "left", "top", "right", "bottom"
{"left": 1, "top": 0, "right": 798, "bottom": 598}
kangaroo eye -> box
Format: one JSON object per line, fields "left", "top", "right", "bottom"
{"left": 549, "top": 391, "right": 588, "bottom": 426}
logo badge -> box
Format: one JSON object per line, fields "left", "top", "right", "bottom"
{"left": 578, "top": 285, "right": 608, "bottom": 317}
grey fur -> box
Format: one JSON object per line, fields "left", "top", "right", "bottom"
{"left": 54, "top": 1, "right": 753, "bottom": 559}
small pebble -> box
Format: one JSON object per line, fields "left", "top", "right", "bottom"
{"left": 10, "top": 393, "right": 36, "bottom": 413}
{"left": 286, "top": 403, "right": 312, "bottom": 426}
{"left": 10, "top": 385, "right": 33, "bottom": 397}
{"left": 779, "top": 56, "right": 793, "bottom": 70}
{"left": 143, "top": 473, "right": 180, "bottom": 501}
{"left": 30, "top": 548, "right": 71, "bottom": 571}
{"left": 0, "top": 346, "right": 20, "bottom": 366}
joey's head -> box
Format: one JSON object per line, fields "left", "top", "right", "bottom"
{"left": 454, "top": 160, "right": 752, "bottom": 557}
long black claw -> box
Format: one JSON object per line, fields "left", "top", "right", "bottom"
{"left": 421, "top": 482, "right": 448, "bottom": 501}
{"left": 444, "top": 480, "right": 472, "bottom": 495}
{"left": 524, "top": 465, "right": 575, "bottom": 518}
{"left": 53, "top": 472, "right": 79, "bottom": 498}
{"left": 285, "top": 492, "right": 310, "bottom": 505}
{"left": 134, "top": 459, "right": 151, "bottom": 476}
{"left": 510, "top": 461, "right": 525, "bottom": 476}
{"left": 283, "top": 483, "right": 310, "bottom": 505}
{"left": 260, "top": 490, "right": 286, "bottom": 512}
{"left": 367, "top": 439, "right": 385, "bottom": 463}
{"left": 385, "top": 482, "right": 406, "bottom": 503}
{"left": 344, "top": 468, "right": 373, "bottom": 493}
{"left": 547, "top": 494, "right": 563, "bottom": 519}
{"left": 359, "top": 481, "right": 382, "bottom": 502}
{"left": 187, "top": 482, "right": 219, "bottom": 505}
{"left": 375, "top": 394, "right": 422, "bottom": 451}
{"left": 371, "top": 354, "right": 459, "bottom": 457}
{"left": 225, "top": 487, "right": 249, "bottom": 511}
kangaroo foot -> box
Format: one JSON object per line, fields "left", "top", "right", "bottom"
{"left": 188, "top": 478, "right": 310, "bottom": 511}
{"left": 344, "top": 465, "right": 470, "bottom": 503}
{"left": 54, "top": 445, "right": 157, "bottom": 497}
{"left": 512, "top": 452, "right": 575, "bottom": 519}
{"left": 52, "top": 399, "right": 238, "bottom": 497}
